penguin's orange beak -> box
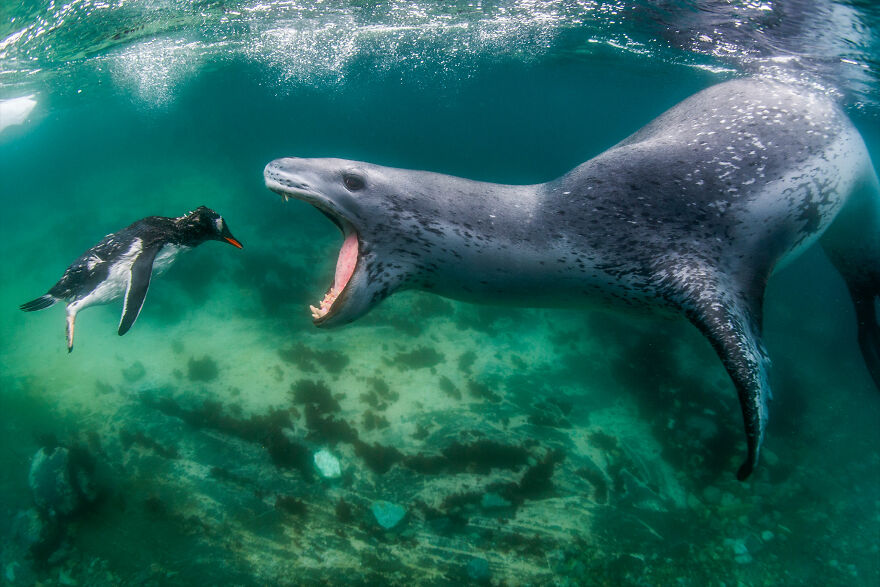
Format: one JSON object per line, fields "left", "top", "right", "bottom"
{"left": 219, "top": 220, "right": 243, "bottom": 248}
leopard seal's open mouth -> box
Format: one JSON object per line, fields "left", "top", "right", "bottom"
{"left": 264, "top": 158, "right": 363, "bottom": 326}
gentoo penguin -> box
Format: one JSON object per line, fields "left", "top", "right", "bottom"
{"left": 20, "top": 206, "right": 243, "bottom": 352}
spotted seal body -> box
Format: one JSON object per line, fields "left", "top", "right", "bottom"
{"left": 264, "top": 78, "right": 880, "bottom": 480}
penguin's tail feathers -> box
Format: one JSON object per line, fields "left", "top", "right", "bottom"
{"left": 20, "top": 294, "right": 58, "bottom": 312}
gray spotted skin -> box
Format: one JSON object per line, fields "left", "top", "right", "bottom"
{"left": 265, "top": 78, "right": 879, "bottom": 480}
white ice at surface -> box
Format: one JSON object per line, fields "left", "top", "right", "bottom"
{"left": 0, "top": 94, "right": 37, "bottom": 133}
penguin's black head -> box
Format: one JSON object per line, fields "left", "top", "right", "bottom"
{"left": 181, "top": 206, "right": 243, "bottom": 248}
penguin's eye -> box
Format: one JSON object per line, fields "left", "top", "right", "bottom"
{"left": 213, "top": 218, "right": 223, "bottom": 231}
{"left": 342, "top": 172, "right": 365, "bottom": 192}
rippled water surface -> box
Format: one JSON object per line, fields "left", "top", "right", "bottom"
{"left": 1, "top": 1, "right": 879, "bottom": 585}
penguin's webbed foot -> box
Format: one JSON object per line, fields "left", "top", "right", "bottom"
{"left": 66, "top": 312, "right": 76, "bottom": 354}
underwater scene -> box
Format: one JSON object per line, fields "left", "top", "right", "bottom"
{"left": 1, "top": 1, "right": 879, "bottom": 585}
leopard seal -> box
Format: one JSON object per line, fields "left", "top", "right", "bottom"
{"left": 264, "top": 77, "right": 880, "bottom": 480}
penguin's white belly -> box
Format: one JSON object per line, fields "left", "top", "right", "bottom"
{"left": 71, "top": 240, "right": 143, "bottom": 311}
{"left": 152, "top": 244, "right": 188, "bottom": 276}
{"left": 73, "top": 242, "right": 189, "bottom": 312}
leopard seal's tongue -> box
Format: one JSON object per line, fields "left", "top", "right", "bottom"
{"left": 310, "top": 231, "right": 359, "bottom": 320}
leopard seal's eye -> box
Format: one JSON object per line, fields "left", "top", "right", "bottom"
{"left": 343, "top": 172, "right": 365, "bottom": 191}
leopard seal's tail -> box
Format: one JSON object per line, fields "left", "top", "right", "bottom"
{"left": 822, "top": 164, "right": 880, "bottom": 389}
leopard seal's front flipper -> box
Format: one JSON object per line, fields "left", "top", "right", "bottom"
{"left": 658, "top": 260, "right": 771, "bottom": 480}
{"left": 264, "top": 77, "right": 879, "bottom": 479}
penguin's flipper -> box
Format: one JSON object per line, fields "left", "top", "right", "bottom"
{"left": 118, "top": 245, "right": 160, "bottom": 336}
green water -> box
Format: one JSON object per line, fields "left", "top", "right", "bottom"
{"left": 1, "top": 1, "right": 879, "bottom": 585}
